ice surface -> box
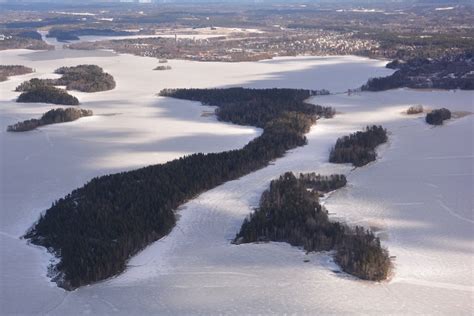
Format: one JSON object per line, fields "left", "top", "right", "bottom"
{"left": 0, "top": 49, "right": 472, "bottom": 314}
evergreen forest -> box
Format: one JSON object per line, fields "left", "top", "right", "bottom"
{"left": 234, "top": 172, "right": 391, "bottom": 281}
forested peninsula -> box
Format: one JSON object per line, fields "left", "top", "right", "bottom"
{"left": 25, "top": 88, "right": 334, "bottom": 290}
{"left": 235, "top": 172, "right": 391, "bottom": 281}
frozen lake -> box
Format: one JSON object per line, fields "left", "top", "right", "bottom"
{"left": 0, "top": 49, "right": 472, "bottom": 315}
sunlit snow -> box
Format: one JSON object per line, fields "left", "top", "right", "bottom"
{"left": 0, "top": 48, "right": 472, "bottom": 315}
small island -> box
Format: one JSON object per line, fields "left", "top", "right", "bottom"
{"left": 154, "top": 65, "right": 172, "bottom": 71}
{"left": 15, "top": 65, "right": 115, "bottom": 93}
{"left": 0, "top": 65, "right": 34, "bottom": 82}
{"left": 426, "top": 108, "right": 451, "bottom": 125}
{"left": 234, "top": 172, "right": 391, "bottom": 281}
{"left": 17, "top": 86, "right": 79, "bottom": 105}
{"left": 54, "top": 65, "right": 116, "bottom": 92}
{"left": 329, "top": 125, "right": 388, "bottom": 167}
{"left": 406, "top": 105, "right": 424, "bottom": 115}
{"left": 7, "top": 108, "right": 93, "bottom": 132}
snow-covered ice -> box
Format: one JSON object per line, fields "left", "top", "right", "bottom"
{"left": 0, "top": 48, "right": 472, "bottom": 315}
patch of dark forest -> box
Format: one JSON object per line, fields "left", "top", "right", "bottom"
{"left": 425, "top": 108, "right": 451, "bottom": 125}
{"left": 330, "top": 125, "right": 388, "bottom": 167}
{"left": 15, "top": 65, "right": 115, "bottom": 105}
{"left": 362, "top": 52, "right": 474, "bottom": 91}
{"left": 24, "top": 88, "right": 335, "bottom": 290}
{"left": 17, "top": 85, "right": 79, "bottom": 105}
{"left": 16, "top": 64, "right": 115, "bottom": 93}
{"left": 234, "top": 172, "right": 391, "bottom": 281}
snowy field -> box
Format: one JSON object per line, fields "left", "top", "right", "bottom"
{"left": 0, "top": 48, "right": 473, "bottom": 315}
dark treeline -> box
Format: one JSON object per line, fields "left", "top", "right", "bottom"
{"left": 16, "top": 31, "right": 43, "bottom": 41}
{"left": 234, "top": 172, "right": 390, "bottom": 281}
{"left": 362, "top": 31, "right": 474, "bottom": 61}
{"left": 7, "top": 108, "right": 93, "bottom": 132}
{"left": 426, "top": 108, "right": 451, "bottom": 125}
{"left": 15, "top": 65, "right": 115, "bottom": 93}
{"left": 17, "top": 86, "right": 79, "bottom": 105}
{"left": 0, "top": 65, "right": 33, "bottom": 82}
{"left": 362, "top": 52, "right": 474, "bottom": 91}
{"left": 159, "top": 88, "right": 335, "bottom": 127}
{"left": 25, "top": 88, "right": 333, "bottom": 290}
{"left": 329, "top": 125, "right": 388, "bottom": 167}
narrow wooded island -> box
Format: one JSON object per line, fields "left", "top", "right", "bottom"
{"left": 25, "top": 88, "right": 334, "bottom": 290}
{"left": 7, "top": 108, "right": 93, "bottom": 132}
{"left": 234, "top": 172, "right": 391, "bottom": 281}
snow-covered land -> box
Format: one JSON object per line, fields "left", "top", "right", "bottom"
{"left": 0, "top": 49, "right": 472, "bottom": 314}
{"left": 39, "top": 29, "right": 243, "bottom": 51}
